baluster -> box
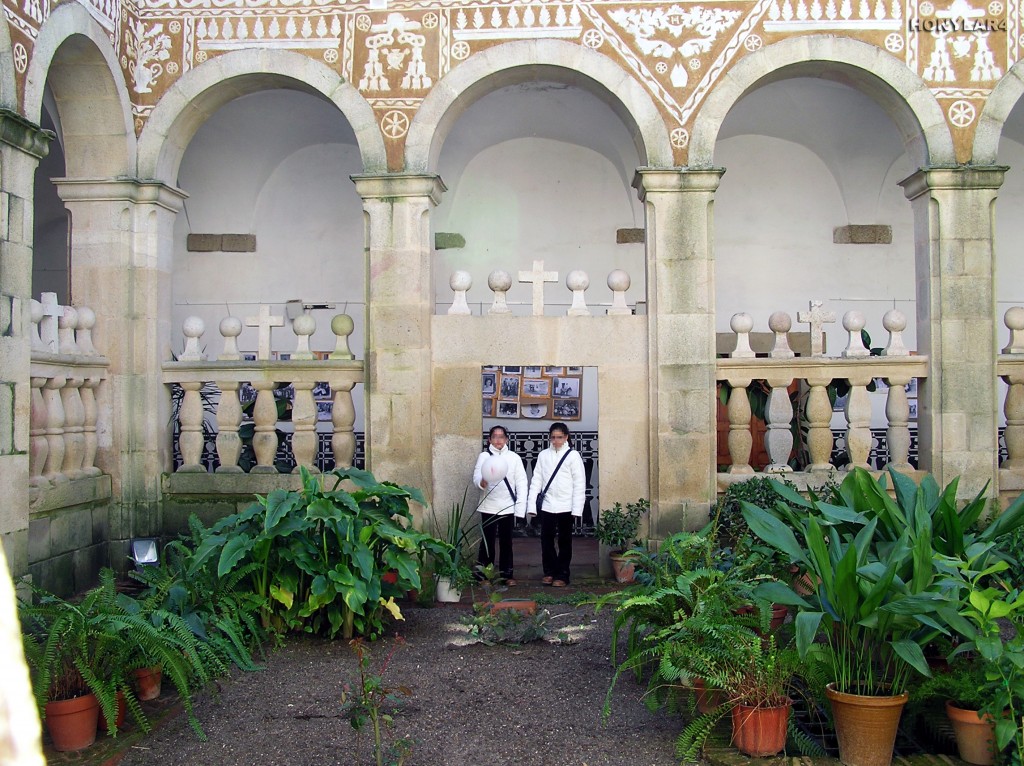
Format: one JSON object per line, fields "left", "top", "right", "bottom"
{"left": 80, "top": 377, "right": 101, "bottom": 476}
{"left": 178, "top": 381, "right": 206, "bottom": 471}
{"left": 29, "top": 377, "right": 50, "bottom": 489}
{"left": 42, "top": 376, "right": 68, "bottom": 484}
{"left": 844, "top": 374, "right": 874, "bottom": 470}
{"left": 251, "top": 381, "right": 279, "bottom": 472}
{"left": 725, "top": 378, "right": 753, "bottom": 474}
{"left": 332, "top": 380, "right": 357, "bottom": 469}
{"left": 291, "top": 381, "right": 318, "bottom": 471}
{"left": 804, "top": 373, "right": 835, "bottom": 471}
{"left": 60, "top": 377, "right": 86, "bottom": 478}
{"left": 885, "top": 374, "right": 914, "bottom": 471}
{"left": 215, "top": 380, "right": 243, "bottom": 472}
{"left": 764, "top": 375, "right": 794, "bottom": 472}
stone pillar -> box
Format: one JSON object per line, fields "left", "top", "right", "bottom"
{"left": 53, "top": 178, "right": 186, "bottom": 567}
{"left": 352, "top": 174, "right": 444, "bottom": 512}
{"left": 634, "top": 168, "right": 723, "bottom": 537}
{"left": 900, "top": 167, "right": 1005, "bottom": 498}
{"left": 0, "top": 109, "right": 52, "bottom": 580}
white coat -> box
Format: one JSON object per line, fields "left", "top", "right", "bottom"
{"left": 527, "top": 443, "right": 586, "bottom": 517}
{"left": 473, "top": 445, "right": 528, "bottom": 518}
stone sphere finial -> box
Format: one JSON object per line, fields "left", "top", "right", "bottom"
{"left": 842, "top": 310, "right": 866, "bottom": 332}
{"left": 607, "top": 269, "right": 631, "bottom": 292}
{"left": 730, "top": 312, "right": 754, "bottom": 334}
{"left": 488, "top": 270, "right": 512, "bottom": 292}
{"left": 882, "top": 309, "right": 907, "bottom": 333}
{"left": 76, "top": 306, "right": 96, "bottom": 331}
{"left": 566, "top": 270, "right": 590, "bottom": 291}
{"left": 182, "top": 316, "right": 205, "bottom": 339}
{"left": 450, "top": 270, "right": 472, "bottom": 292}
{"left": 331, "top": 314, "right": 355, "bottom": 336}
{"left": 768, "top": 311, "right": 792, "bottom": 333}
{"left": 59, "top": 306, "right": 79, "bottom": 330}
{"left": 293, "top": 313, "right": 316, "bottom": 337}
{"left": 220, "top": 316, "right": 243, "bottom": 338}
{"left": 1006, "top": 306, "right": 1024, "bottom": 332}
{"left": 30, "top": 299, "right": 42, "bottom": 324}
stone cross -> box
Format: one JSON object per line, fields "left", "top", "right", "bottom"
{"left": 39, "top": 292, "right": 61, "bottom": 353}
{"left": 518, "top": 260, "right": 558, "bottom": 316}
{"left": 245, "top": 305, "right": 284, "bottom": 361}
{"left": 797, "top": 299, "right": 836, "bottom": 357}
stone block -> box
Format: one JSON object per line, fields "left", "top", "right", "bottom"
{"left": 31, "top": 553, "right": 74, "bottom": 598}
{"left": 221, "top": 234, "right": 256, "bottom": 252}
{"left": 72, "top": 544, "right": 104, "bottom": 593}
{"left": 434, "top": 232, "right": 465, "bottom": 250}
{"left": 0, "top": 382, "right": 11, "bottom": 455}
{"left": 27, "top": 515, "right": 49, "bottom": 564}
{"left": 50, "top": 508, "right": 94, "bottom": 556}
{"left": 833, "top": 225, "right": 892, "bottom": 244}
{"left": 616, "top": 228, "right": 645, "bottom": 244}
{"left": 186, "top": 233, "right": 222, "bottom": 252}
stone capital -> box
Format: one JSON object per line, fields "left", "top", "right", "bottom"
{"left": 52, "top": 177, "right": 188, "bottom": 212}
{"left": 0, "top": 108, "right": 53, "bottom": 159}
{"left": 632, "top": 167, "right": 725, "bottom": 200}
{"left": 350, "top": 173, "right": 447, "bottom": 205}
{"left": 899, "top": 165, "right": 1009, "bottom": 201}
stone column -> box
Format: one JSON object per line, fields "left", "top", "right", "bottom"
{"left": 900, "top": 167, "right": 1005, "bottom": 498}
{"left": 634, "top": 168, "right": 723, "bottom": 537}
{"left": 351, "top": 174, "right": 444, "bottom": 512}
{"left": 53, "top": 178, "right": 186, "bottom": 567}
{"left": 0, "top": 109, "right": 52, "bottom": 579}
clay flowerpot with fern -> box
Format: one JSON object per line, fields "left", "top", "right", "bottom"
{"left": 594, "top": 499, "right": 648, "bottom": 583}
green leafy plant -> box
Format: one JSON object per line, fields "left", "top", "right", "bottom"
{"left": 712, "top": 478, "right": 795, "bottom": 581}
{"left": 340, "top": 638, "right": 413, "bottom": 766}
{"left": 192, "top": 466, "right": 451, "bottom": 639}
{"left": 461, "top": 605, "right": 552, "bottom": 645}
{"left": 430, "top": 488, "right": 480, "bottom": 589}
{"left": 594, "top": 499, "right": 649, "bottom": 552}
{"left": 909, "top": 655, "right": 988, "bottom": 711}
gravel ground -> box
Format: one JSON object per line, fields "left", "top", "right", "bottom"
{"left": 117, "top": 600, "right": 683, "bottom": 766}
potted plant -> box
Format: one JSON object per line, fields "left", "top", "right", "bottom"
{"left": 594, "top": 498, "right": 649, "bottom": 583}
{"left": 730, "top": 635, "right": 800, "bottom": 757}
{"left": 431, "top": 491, "right": 477, "bottom": 603}
{"left": 911, "top": 657, "right": 995, "bottom": 765}
{"left": 740, "top": 467, "right": 965, "bottom": 766}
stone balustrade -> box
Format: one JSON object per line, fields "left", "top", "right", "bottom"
{"left": 162, "top": 310, "right": 364, "bottom": 474}
{"left": 29, "top": 294, "right": 109, "bottom": 491}
{"left": 716, "top": 304, "right": 927, "bottom": 480}
{"left": 446, "top": 265, "right": 636, "bottom": 316}
{"left": 998, "top": 307, "right": 1024, "bottom": 490}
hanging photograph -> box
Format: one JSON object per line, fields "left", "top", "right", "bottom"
{"left": 553, "top": 398, "right": 581, "bottom": 420}
{"left": 239, "top": 382, "right": 257, "bottom": 403}
{"left": 522, "top": 378, "right": 550, "bottom": 398}
{"left": 502, "top": 366, "right": 522, "bottom": 374}
{"left": 543, "top": 366, "right": 564, "bottom": 376}
{"left": 482, "top": 372, "right": 496, "bottom": 396}
{"left": 316, "top": 401, "right": 333, "bottom": 422}
{"left": 523, "top": 366, "right": 542, "bottom": 377}
{"left": 500, "top": 375, "right": 521, "bottom": 400}
{"left": 552, "top": 377, "right": 580, "bottom": 399}
{"left": 312, "top": 382, "right": 331, "bottom": 400}
{"left": 521, "top": 400, "right": 548, "bottom": 419}
{"left": 482, "top": 398, "right": 495, "bottom": 416}
{"left": 566, "top": 366, "right": 583, "bottom": 375}
{"left": 497, "top": 401, "right": 519, "bottom": 418}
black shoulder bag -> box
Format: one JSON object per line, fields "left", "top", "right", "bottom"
{"left": 535, "top": 449, "right": 573, "bottom": 514}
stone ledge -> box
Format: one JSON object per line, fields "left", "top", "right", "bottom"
{"left": 163, "top": 471, "right": 316, "bottom": 497}
{"left": 30, "top": 474, "right": 111, "bottom": 514}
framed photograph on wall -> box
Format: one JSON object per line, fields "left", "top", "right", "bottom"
{"left": 553, "top": 398, "right": 580, "bottom": 420}
{"left": 543, "top": 366, "right": 564, "bottom": 376}
{"left": 499, "top": 375, "right": 520, "bottom": 400}
{"left": 523, "top": 366, "right": 542, "bottom": 377}
{"left": 521, "top": 400, "right": 548, "bottom": 419}
{"left": 316, "top": 401, "right": 333, "bottom": 422}
{"left": 482, "top": 398, "right": 495, "bottom": 416}
{"left": 482, "top": 372, "right": 497, "bottom": 396}
{"left": 312, "top": 382, "right": 331, "bottom": 400}
{"left": 502, "top": 366, "right": 522, "bottom": 374}
{"left": 522, "top": 378, "right": 550, "bottom": 398}
{"left": 497, "top": 401, "right": 519, "bottom": 418}
{"left": 552, "top": 377, "right": 580, "bottom": 399}
{"left": 566, "top": 366, "right": 583, "bottom": 375}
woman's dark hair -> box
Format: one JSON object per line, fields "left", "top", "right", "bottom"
{"left": 549, "top": 422, "right": 569, "bottom": 437}
{"left": 488, "top": 425, "right": 509, "bottom": 439}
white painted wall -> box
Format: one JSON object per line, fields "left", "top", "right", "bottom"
{"left": 171, "top": 89, "right": 366, "bottom": 427}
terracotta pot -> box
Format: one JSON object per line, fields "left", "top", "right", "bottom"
{"left": 734, "top": 604, "right": 789, "bottom": 633}
{"left": 482, "top": 598, "right": 537, "bottom": 616}
{"left": 694, "top": 678, "right": 724, "bottom": 714}
{"left": 731, "top": 699, "right": 792, "bottom": 757}
{"left": 45, "top": 692, "right": 99, "bottom": 752}
{"left": 609, "top": 553, "right": 635, "bottom": 584}
{"left": 97, "top": 690, "right": 127, "bottom": 734}
{"left": 946, "top": 701, "right": 996, "bottom": 765}
{"left": 826, "top": 683, "right": 908, "bottom": 766}
{"left": 133, "top": 665, "right": 163, "bottom": 701}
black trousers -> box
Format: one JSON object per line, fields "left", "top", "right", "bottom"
{"left": 539, "top": 510, "right": 573, "bottom": 582}
{"left": 477, "top": 513, "right": 514, "bottom": 579}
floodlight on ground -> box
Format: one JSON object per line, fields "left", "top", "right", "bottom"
{"left": 130, "top": 537, "right": 160, "bottom": 567}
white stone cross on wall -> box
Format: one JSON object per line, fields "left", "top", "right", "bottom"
{"left": 39, "top": 292, "right": 61, "bottom": 353}
{"left": 797, "top": 299, "right": 836, "bottom": 357}
{"left": 245, "top": 305, "right": 284, "bottom": 361}
{"left": 518, "top": 260, "right": 558, "bottom": 316}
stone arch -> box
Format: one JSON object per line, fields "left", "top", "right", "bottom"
{"left": 23, "top": 2, "right": 135, "bottom": 177}
{"left": 690, "top": 36, "right": 953, "bottom": 169}
{"left": 974, "top": 61, "right": 1024, "bottom": 164}
{"left": 405, "top": 39, "right": 673, "bottom": 173}
{"left": 137, "top": 50, "right": 385, "bottom": 182}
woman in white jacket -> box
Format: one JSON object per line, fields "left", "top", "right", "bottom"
{"left": 473, "top": 425, "right": 528, "bottom": 586}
